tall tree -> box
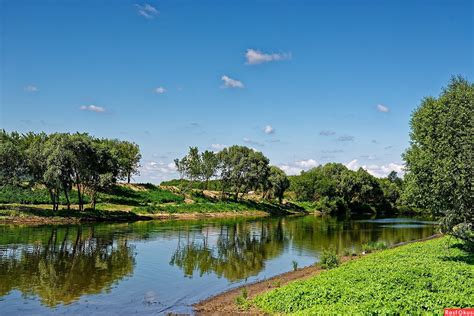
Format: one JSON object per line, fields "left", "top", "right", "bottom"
{"left": 403, "top": 77, "right": 473, "bottom": 247}
{"left": 200, "top": 150, "right": 218, "bottom": 189}
{"left": 267, "top": 166, "right": 290, "bottom": 203}
{"left": 218, "top": 146, "right": 270, "bottom": 199}
{"left": 0, "top": 131, "right": 25, "bottom": 185}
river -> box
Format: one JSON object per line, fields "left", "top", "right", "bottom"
{"left": 0, "top": 215, "right": 436, "bottom": 315}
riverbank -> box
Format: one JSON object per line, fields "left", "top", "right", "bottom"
{"left": 0, "top": 183, "right": 308, "bottom": 225}
{"left": 194, "top": 234, "right": 474, "bottom": 315}
{"left": 0, "top": 203, "right": 302, "bottom": 225}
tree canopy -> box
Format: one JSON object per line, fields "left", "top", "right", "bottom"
{"left": 403, "top": 77, "right": 473, "bottom": 247}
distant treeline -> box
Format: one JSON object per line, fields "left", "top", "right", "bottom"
{"left": 173, "top": 146, "right": 290, "bottom": 203}
{"left": 289, "top": 163, "right": 404, "bottom": 214}
{"left": 170, "top": 146, "right": 404, "bottom": 214}
{"left": 0, "top": 131, "right": 141, "bottom": 210}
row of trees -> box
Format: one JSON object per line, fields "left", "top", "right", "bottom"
{"left": 290, "top": 163, "right": 403, "bottom": 214}
{"left": 0, "top": 131, "right": 141, "bottom": 210}
{"left": 175, "top": 146, "right": 290, "bottom": 203}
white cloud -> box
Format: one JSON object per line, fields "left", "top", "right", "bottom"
{"left": 345, "top": 159, "right": 404, "bottom": 178}
{"left": 135, "top": 3, "right": 159, "bottom": 19}
{"left": 295, "top": 159, "right": 318, "bottom": 169}
{"left": 210, "top": 143, "right": 226, "bottom": 151}
{"left": 278, "top": 159, "right": 319, "bottom": 176}
{"left": 245, "top": 49, "right": 291, "bottom": 65}
{"left": 264, "top": 125, "right": 275, "bottom": 134}
{"left": 24, "top": 85, "right": 39, "bottom": 92}
{"left": 80, "top": 104, "right": 106, "bottom": 113}
{"left": 154, "top": 86, "right": 166, "bottom": 94}
{"left": 221, "top": 75, "right": 244, "bottom": 88}
{"left": 376, "top": 104, "right": 390, "bottom": 113}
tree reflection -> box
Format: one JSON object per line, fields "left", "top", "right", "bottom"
{"left": 170, "top": 220, "right": 285, "bottom": 281}
{"left": 0, "top": 226, "right": 135, "bottom": 307}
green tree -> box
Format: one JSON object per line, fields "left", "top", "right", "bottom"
{"left": 217, "top": 146, "right": 270, "bottom": 200}
{"left": 200, "top": 150, "right": 218, "bottom": 189}
{"left": 175, "top": 147, "right": 202, "bottom": 193}
{"left": 267, "top": 166, "right": 290, "bottom": 203}
{"left": 0, "top": 131, "right": 25, "bottom": 185}
{"left": 403, "top": 77, "right": 473, "bottom": 247}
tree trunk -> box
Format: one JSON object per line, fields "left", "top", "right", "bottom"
{"left": 48, "top": 189, "right": 55, "bottom": 211}
{"left": 75, "top": 173, "right": 83, "bottom": 211}
{"left": 64, "top": 187, "right": 70, "bottom": 210}
{"left": 127, "top": 172, "right": 131, "bottom": 184}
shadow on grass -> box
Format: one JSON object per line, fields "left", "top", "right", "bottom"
{"left": 0, "top": 204, "right": 150, "bottom": 222}
{"left": 441, "top": 241, "right": 474, "bottom": 265}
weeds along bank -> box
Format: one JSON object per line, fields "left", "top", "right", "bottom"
{"left": 253, "top": 236, "right": 473, "bottom": 315}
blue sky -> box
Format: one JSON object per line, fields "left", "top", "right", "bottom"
{"left": 1, "top": 0, "right": 472, "bottom": 183}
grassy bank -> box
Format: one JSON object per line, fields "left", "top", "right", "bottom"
{"left": 0, "top": 184, "right": 306, "bottom": 224}
{"left": 253, "top": 237, "right": 473, "bottom": 315}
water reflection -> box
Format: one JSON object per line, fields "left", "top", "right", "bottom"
{"left": 0, "top": 215, "right": 436, "bottom": 313}
{"left": 170, "top": 220, "right": 285, "bottom": 281}
{"left": 0, "top": 226, "right": 135, "bottom": 307}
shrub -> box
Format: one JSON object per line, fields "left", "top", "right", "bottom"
{"left": 292, "top": 260, "right": 298, "bottom": 271}
{"left": 319, "top": 247, "right": 340, "bottom": 269}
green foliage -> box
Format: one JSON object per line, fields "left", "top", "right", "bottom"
{"left": 267, "top": 166, "right": 290, "bottom": 203}
{"left": 0, "top": 185, "right": 90, "bottom": 204}
{"left": 235, "top": 288, "right": 251, "bottom": 310}
{"left": 403, "top": 77, "right": 473, "bottom": 245}
{"left": 0, "top": 131, "right": 144, "bottom": 211}
{"left": 218, "top": 145, "right": 270, "bottom": 199}
{"left": 255, "top": 237, "right": 474, "bottom": 315}
{"left": 361, "top": 241, "right": 388, "bottom": 253}
{"left": 289, "top": 163, "right": 394, "bottom": 215}
{"left": 319, "top": 247, "right": 340, "bottom": 269}
{"left": 98, "top": 184, "right": 183, "bottom": 205}
{"left": 292, "top": 260, "right": 298, "bottom": 271}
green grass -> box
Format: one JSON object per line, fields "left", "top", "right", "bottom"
{"left": 97, "top": 184, "right": 184, "bottom": 205}
{"left": 254, "top": 237, "right": 473, "bottom": 315}
{"left": 133, "top": 199, "right": 306, "bottom": 215}
{"left": 0, "top": 184, "right": 182, "bottom": 206}
{"left": 0, "top": 185, "right": 90, "bottom": 204}
{"left": 0, "top": 204, "right": 147, "bottom": 222}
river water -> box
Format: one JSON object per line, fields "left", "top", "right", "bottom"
{"left": 0, "top": 215, "right": 436, "bottom": 315}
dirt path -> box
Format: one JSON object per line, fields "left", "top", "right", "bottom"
{"left": 194, "top": 234, "right": 442, "bottom": 315}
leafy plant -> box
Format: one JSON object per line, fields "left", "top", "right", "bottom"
{"left": 254, "top": 237, "right": 474, "bottom": 315}
{"left": 292, "top": 260, "right": 298, "bottom": 271}
{"left": 319, "top": 247, "right": 340, "bottom": 269}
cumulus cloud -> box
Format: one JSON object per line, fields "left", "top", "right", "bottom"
{"left": 245, "top": 49, "right": 291, "bottom": 65}
{"left": 278, "top": 159, "right": 319, "bottom": 176}
{"left": 154, "top": 86, "right": 166, "bottom": 94}
{"left": 221, "top": 75, "right": 244, "bottom": 88}
{"left": 319, "top": 130, "right": 335, "bottom": 136}
{"left": 345, "top": 159, "right": 404, "bottom": 178}
{"left": 80, "top": 105, "right": 106, "bottom": 113}
{"left": 24, "top": 85, "right": 39, "bottom": 92}
{"left": 376, "top": 104, "right": 390, "bottom": 113}
{"left": 210, "top": 143, "right": 226, "bottom": 151}
{"left": 264, "top": 125, "right": 275, "bottom": 134}
{"left": 137, "top": 160, "right": 177, "bottom": 183}
{"left": 243, "top": 137, "right": 264, "bottom": 147}
{"left": 337, "top": 135, "right": 354, "bottom": 142}
{"left": 135, "top": 3, "right": 159, "bottom": 19}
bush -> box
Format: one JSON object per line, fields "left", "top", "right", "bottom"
{"left": 319, "top": 247, "right": 340, "bottom": 269}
